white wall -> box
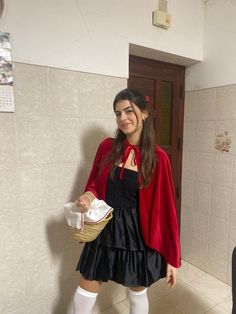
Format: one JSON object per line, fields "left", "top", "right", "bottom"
{"left": 0, "top": 0, "right": 204, "bottom": 78}
{"left": 186, "top": 0, "right": 236, "bottom": 91}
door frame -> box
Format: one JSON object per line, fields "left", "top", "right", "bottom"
{"left": 128, "top": 55, "right": 185, "bottom": 223}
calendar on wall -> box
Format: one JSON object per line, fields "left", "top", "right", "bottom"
{"left": 0, "top": 32, "right": 14, "bottom": 112}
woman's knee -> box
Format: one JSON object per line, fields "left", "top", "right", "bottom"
{"left": 79, "top": 276, "right": 102, "bottom": 293}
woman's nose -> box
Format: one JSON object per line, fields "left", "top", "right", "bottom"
{"left": 120, "top": 111, "right": 127, "bottom": 120}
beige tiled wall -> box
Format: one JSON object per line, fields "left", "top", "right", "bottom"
{"left": 0, "top": 62, "right": 126, "bottom": 314}
{"left": 181, "top": 85, "right": 236, "bottom": 285}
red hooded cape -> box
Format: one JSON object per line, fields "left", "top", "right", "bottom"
{"left": 84, "top": 138, "right": 181, "bottom": 268}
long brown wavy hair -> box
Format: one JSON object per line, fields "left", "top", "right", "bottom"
{"left": 106, "top": 88, "right": 157, "bottom": 187}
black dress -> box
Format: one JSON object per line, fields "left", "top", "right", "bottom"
{"left": 76, "top": 167, "right": 166, "bottom": 287}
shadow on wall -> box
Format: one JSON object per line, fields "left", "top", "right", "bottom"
{"left": 46, "top": 127, "right": 120, "bottom": 314}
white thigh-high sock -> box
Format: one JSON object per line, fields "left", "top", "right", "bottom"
{"left": 128, "top": 288, "right": 149, "bottom": 314}
{"left": 73, "top": 286, "right": 98, "bottom": 314}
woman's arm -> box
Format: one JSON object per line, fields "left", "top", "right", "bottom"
{"left": 75, "top": 138, "right": 111, "bottom": 212}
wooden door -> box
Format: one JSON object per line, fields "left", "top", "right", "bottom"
{"left": 128, "top": 55, "right": 185, "bottom": 221}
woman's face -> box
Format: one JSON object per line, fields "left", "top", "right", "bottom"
{"left": 114, "top": 100, "right": 147, "bottom": 140}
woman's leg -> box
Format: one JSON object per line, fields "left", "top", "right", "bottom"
{"left": 128, "top": 286, "right": 149, "bottom": 314}
{"left": 73, "top": 276, "right": 102, "bottom": 314}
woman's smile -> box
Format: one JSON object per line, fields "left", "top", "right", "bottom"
{"left": 115, "top": 99, "right": 146, "bottom": 143}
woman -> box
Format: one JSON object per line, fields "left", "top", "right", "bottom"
{"left": 73, "top": 89, "right": 181, "bottom": 314}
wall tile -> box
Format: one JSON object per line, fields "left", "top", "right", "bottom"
{"left": 209, "top": 215, "right": 230, "bottom": 252}
{"left": 19, "top": 165, "right": 52, "bottom": 212}
{"left": 183, "top": 84, "right": 236, "bottom": 283}
{"left": 211, "top": 184, "right": 231, "bottom": 220}
{"left": 193, "top": 181, "right": 211, "bottom": 213}
{"left": 104, "top": 76, "right": 127, "bottom": 111}
{"left": 52, "top": 118, "right": 81, "bottom": 163}
{"left": 183, "top": 121, "right": 196, "bottom": 150}
{"left": 184, "top": 91, "right": 200, "bottom": 121}
{"left": 48, "top": 67, "right": 80, "bottom": 117}
{"left": 206, "top": 246, "right": 227, "bottom": 282}
{"left": 180, "top": 212, "right": 192, "bottom": 260}
{"left": 214, "top": 120, "right": 236, "bottom": 155}
{"left": 184, "top": 91, "right": 197, "bottom": 121}
{"left": 215, "top": 84, "right": 236, "bottom": 120}
{"left": 77, "top": 118, "right": 116, "bottom": 160}
{"left": 50, "top": 274, "right": 79, "bottom": 314}
{"left": 181, "top": 204, "right": 192, "bottom": 221}
{"left": 180, "top": 233, "right": 191, "bottom": 261}
{"left": 185, "top": 88, "right": 215, "bottom": 121}
{"left": 0, "top": 115, "right": 17, "bottom": 168}
{"left": 8, "top": 297, "right": 55, "bottom": 314}
{"left": 189, "top": 211, "right": 209, "bottom": 268}
{"left": 20, "top": 209, "right": 53, "bottom": 258}
{"left": 0, "top": 167, "right": 20, "bottom": 217}
{"left": 229, "top": 223, "right": 236, "bottom": 243}
{"left": 51, "top": 161, "right": 92, "bottom": 212}
{"left": 190, "top": 236, "right": 207, "bottom": 269}
{"left": 51, "top": 250, "right": 81, "bottom": 287}
{"left": 195, "top": 121, "right": 214, "bottom": 152}
{"left": 231, "top": 186, "right": 236, "bottom": 222}
{"left": 182, "top": 150, "right": 195, "bottom": 181}
{"left": 195, "top": 88, "right": 216, "bottom": 120}
{"left": 77, "top": 72, "right": 107, "bottom": 118}
{"left": 23, "top": 256, "right": 56, "bottom": 304}
{"left": 233, "top": 156, "right": 236, "bottom": 189}
{"left": 194, "top": 152, "right": 213, "bottom": 183}
{"left": 16, "top": 116, "right": 52, "bottom": 165}
{"left": 212, "top": 153, "right": 233, "bottom": 188}
{"left": 191, "top": 211, "right": 209, "bottom": 240}
{"left": 14, "top": 63, "right": 51, "bottom": 116}
{"left": 181, "top": 179, "right": 194, "bottom": 207}
{"left": 46, "top": 214, "right": 82, "bottom": 263}
{"left": 0, "top": 218, "right": 24, "bottom": 273}
{"left": 0, "top": 265, "right": 27, "bottom": 313}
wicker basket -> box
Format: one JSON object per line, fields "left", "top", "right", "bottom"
{"left": 69, "top": 211, "right": 113, "bottom": 243}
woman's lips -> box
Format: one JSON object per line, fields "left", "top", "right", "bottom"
{"left": 120, "top": 123, "right": 131, "bottom": 128}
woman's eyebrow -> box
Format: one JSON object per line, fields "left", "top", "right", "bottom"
{"left": 115, "top": 106, "right": 132, "bottom": 113}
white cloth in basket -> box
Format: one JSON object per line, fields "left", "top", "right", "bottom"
{"left": 64, "top": 198, "right": 113, "bottom": 230}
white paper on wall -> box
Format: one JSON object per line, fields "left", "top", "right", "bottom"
{"left": 0, "top": 32, "right": 14, "bottom": 112}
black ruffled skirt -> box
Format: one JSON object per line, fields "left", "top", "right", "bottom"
{"left": 76, "top": 168, "right": 166, "bottom": 287}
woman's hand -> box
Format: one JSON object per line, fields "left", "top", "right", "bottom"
{"left": 75, "top": 192, "right": 94, "bottom": 213}
{"left": 166, "top": 263, "right": 178, "bottom": 288}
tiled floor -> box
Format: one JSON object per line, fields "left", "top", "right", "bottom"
{"left": 99, "top": 260, "right": 232, "bottom": 314}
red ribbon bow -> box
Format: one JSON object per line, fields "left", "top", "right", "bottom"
{"left": 119, "top": 140, "right": 141, "bottom": 181}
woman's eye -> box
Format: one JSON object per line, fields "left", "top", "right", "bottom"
{"left": 125, "top": 109, "right": 133, "bottom": 114}
{"left": 115, "top": 108, "right": 133, "bottom": 117}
